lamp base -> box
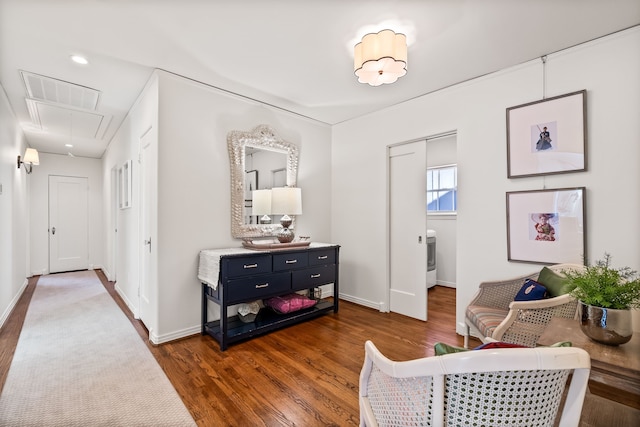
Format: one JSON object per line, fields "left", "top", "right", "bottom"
{"left": 277, "top": 227, "right": 295, "bottom": 243}
{"left": 277, "top": 215, "right": 294, "bottom": 243}
{"left": 259, "top": 215, "right": 272, "bottom": 224}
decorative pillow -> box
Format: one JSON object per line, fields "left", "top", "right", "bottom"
{"left": 434, "top": 342, "right": 469, "bottom": 356}
{"left": 473, "top": 341, "right": 528, "bottom": 350}
{"left": 434, "top": 341, "right": 572, "bottom": 355}
{"left": 264, "top": 294, "right": 316, "bottom": 314}
{"left": 537, "top": 266, "right": 575, "bottom": 297}
{"left": 514, "top": 279, "right": 548, "bottom": 301}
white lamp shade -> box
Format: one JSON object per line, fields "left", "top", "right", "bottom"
{"left": 271, "top": 187, "right": 302, "bottom": 215}
{"left": 252, "top": 189, "right": 272, "bottom": 215}
{"left": 354, "top": 29, "right": 407, "bottom": 86}
{"left": 23, "top": 148, "right": 40, "bottom": 165}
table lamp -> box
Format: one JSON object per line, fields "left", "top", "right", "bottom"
{"left": 271, "top": 187, "right": 302, "bottom": 243}
{"left": 252, "top": 189, "right": 272, "bottom": 224}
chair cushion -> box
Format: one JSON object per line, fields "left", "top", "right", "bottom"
{"left": 465, "top": 305, "right": 509, "bottom": 338}
{"left": 434, "top": 340, "right": 572, "bottom": 355}
{"left": 537, "top": 266, "right": 575, "bottom": 297}
{"left": 514, "top": 279, "right": 548, "bottom": 301}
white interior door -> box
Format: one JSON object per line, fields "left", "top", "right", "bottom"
{"left": 49, "top": 175, "right": 89, "bottom": 273}
{"left": 110, "top": 166, "right": 118, "bottom": 281}
{"left": 389, "top": 141, "right": 428, "bottom": 321}
{"left": 139, "top": 127, "right": 157, "bottom": 328}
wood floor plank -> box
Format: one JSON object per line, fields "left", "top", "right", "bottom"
{"left": 2, "top": 271, "right": 638, "bottom": 426}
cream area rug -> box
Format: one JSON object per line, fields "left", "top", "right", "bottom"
{"left": 0, "top": 270, "right": 196, "bottom": 427}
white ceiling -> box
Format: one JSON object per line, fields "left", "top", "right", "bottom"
{"left": 1, "top": 0, "right": 639, "bottom": 159}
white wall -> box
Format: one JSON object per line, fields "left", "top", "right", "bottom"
{"left": 102, "top": 74, "right": 159, "bottom": 323}
{"left": 332, "top": 27, "right": 640, "bottom": 333}
{"left": 28, "top": 153, "right": 104, "bottom": 276}
{"left": 0, "top": 84, "right": 29, "bottom": 327}
{"left": 153, "top": 71, "right": 332, "bottom": 342}
{"left": 103, "top": 70, "right": 332, "bottom": 343}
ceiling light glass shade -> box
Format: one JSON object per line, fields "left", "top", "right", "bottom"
{"left": 271, "top": 187, "right": 302, "bottom": 215}
{"left": 354, "top": 29, "right": 407, "bottom": 86}
{"left": 23, "top": 148, "right": 40, "bottom": 165}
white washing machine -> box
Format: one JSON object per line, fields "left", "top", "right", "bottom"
{"left": 426, "top": 229, "right": 437, "bottom": 288}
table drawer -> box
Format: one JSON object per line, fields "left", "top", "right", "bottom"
{"left": 227, "top": 272, "right": 291, "bottom": 303}
{"left": 273, "top": 252, "right": 309, "bottom": 271}
{"left": 292, "top": 264, "right": 336, "bottom": 290}
{"left": 224, "top": 254, "right": 272, "bottom": 278}
{"left": 308, "top": 249, "right": 336, "bottom": 266}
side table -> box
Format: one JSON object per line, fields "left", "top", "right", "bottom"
{"left": 538, "top": 317, "right": 640, "bottom": 407}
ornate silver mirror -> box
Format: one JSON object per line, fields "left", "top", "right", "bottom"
{"left": 228, "top": 125, "right": 299, "bottom": 239}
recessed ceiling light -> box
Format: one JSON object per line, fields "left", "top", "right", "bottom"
{"left": 70, "top": 55, "right": 88, "bottom": 65}
{"left": 65, "top": 143, "right": 74, "bottom": 148}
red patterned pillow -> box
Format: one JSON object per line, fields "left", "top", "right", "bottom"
{"left": 473, "top": 342, "right": 528, "bottom": 350}
{"left": 264, "top": 294, "right": 317, "bottom": 314}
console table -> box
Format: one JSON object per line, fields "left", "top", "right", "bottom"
{"left": 538, "top": 317, "right": 640, "bottom": 404}
{"left": 198, "top": 243, "right": 339, "bottom": 351}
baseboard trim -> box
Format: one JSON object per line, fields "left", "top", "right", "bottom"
{"left": 0, "top": 278, "right": 29, "bottom": 330}
{"left": 339, "top": 293, "right": 384, "bottom": 311}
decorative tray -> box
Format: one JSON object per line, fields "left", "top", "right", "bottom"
{"left": 242, "top": 240, "right": 311, "bottom": 251}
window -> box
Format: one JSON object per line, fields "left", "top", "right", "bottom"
{"left": 427, "top": 165, "right": 457, "bottom": 213}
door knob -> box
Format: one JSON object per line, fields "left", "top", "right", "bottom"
{"left": 51, "top": 227, "right": 56, "bottom": 235}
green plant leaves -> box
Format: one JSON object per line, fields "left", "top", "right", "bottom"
{"left": 565, "top": 253, "right": 640, "bottom": 310}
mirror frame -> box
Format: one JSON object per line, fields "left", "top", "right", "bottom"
{"left": 228, "top": 125, "right": 299, "bottom": 239}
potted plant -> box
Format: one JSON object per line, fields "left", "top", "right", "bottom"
{"left": 563, "top": 253, "right": 640, "bottom": 345}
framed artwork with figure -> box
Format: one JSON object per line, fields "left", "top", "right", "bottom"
{"left": 506, "top": 90, "right": 587, "bottom": 178}
{"left": 506, "top": 187, "right": 586, "bottom": 264}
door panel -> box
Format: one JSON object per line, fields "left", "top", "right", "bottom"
{"left": 49, "top": 176, "right": 89, "bottom": 273}
{"left": 140, "top": 126, "right": 157, "bottom": 328}
{"left": 389, "top": 141, "right": 427, "bottom": 321}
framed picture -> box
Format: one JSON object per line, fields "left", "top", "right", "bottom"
{"left": 506, "top": 90, "right": 587, "bottom": 178}
{"left": 244, "top": 199, "right": 257, "bottom": 224}
{"left": 119, "top": 160, "right": 132, "bottom": 209}
{"left": 506, "top": 187, "right": 586, "bottom": 264}
{"left": 244, "top": 169, "right": 258, "bottom": 200}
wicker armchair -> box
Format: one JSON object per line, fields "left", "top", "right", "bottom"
{"left": 464, "top": 263, "right": 585, "bottom": 348}
{"left": 359, "top": 340, "right": 591, "bottom": 427}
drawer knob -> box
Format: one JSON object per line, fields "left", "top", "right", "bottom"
{"left": 317, "top": 255, "right": 328, "bottom": 260}
{"left": 311, "top": 274, "right": 321, "bottom": 278}
{"left": 255, "top": 283, "right": 269, "bottom": 289}
{"left": 285, "top": 259, "right": 297, "bottom": 264}
{"left": 243, "top": 263, "right": 258, "bottom": 269}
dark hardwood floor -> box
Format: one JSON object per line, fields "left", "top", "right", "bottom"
{"left": 2, "top": 271, "right": 639, "bottom": 426}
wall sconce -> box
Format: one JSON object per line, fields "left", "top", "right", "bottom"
{"left": 17, "top": 148, "right": 40, "bottom": 174}
{"left": 252, "top": 189, "right": 272, "bottom": 224}
{"left": 271, "top": 187, "right": 302, "bottom": 243}
{"left": 354, "top": 29, "right": 407, "bottom": 86}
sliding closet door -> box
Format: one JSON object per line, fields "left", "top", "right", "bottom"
{"left": 388, "top": 141, "right": 427, "bottom": 321}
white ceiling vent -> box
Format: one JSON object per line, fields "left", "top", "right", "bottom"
{"left": 25, "top": 99, "right": 111, "bottom": 140}
{"left": 20, "top": 70, "right": 100, "bottom": 111}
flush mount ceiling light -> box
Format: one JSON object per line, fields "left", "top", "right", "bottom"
{"left": 70, "top": 55, "right": 88, "bottom": 65}
{"left": 354, "top": 29, "right": 407, "bottom": 86}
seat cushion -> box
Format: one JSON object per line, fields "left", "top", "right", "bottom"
{"left": 465, "top": 305, "right": 509, "bottom": 338}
